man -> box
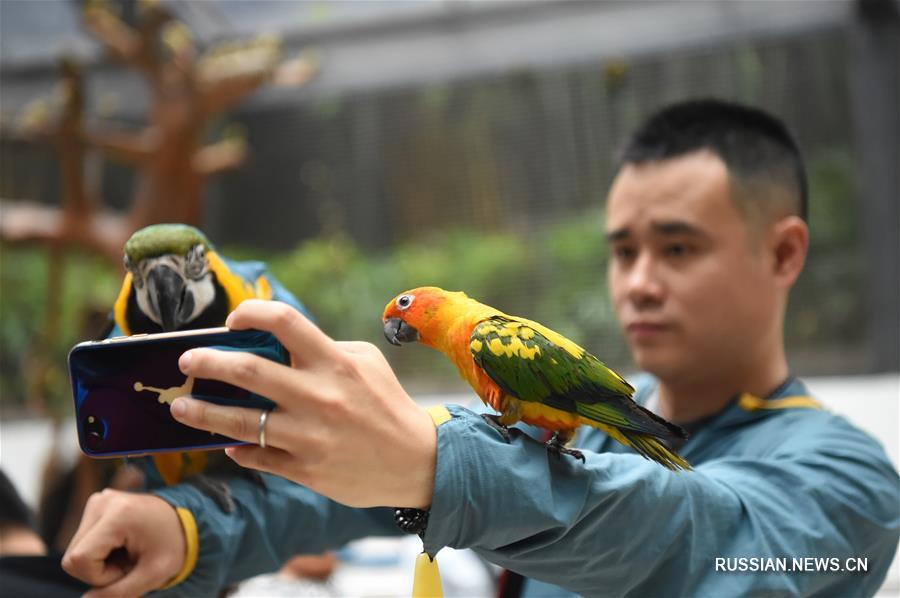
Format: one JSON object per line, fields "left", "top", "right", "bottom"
{"left": 63, "top": 100, "right": 899, "bottom": 597}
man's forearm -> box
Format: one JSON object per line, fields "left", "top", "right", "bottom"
{"left": 152, "top": 474, "right": 400, "bottom": 595}
{"left": 423, "top": 406, "right": 899, "bottom": 597}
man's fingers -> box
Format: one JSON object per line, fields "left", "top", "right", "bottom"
{"left": 62, "top": 493, "right": 184, "bottom": 597}
{"left": 225, "top": 445, "right": 296, "bottom": 477}
{"left": 64, "top": 490, "right": 107, "bottom": 557}
{"left": 83, "top": 558, "right": 170, "bottom": 598}
{"left": 62, "top": 515, "right": 130, "bottom": 587}
{"left": 226, "top": 300, "right": 339, "bottom": 366}
{"left": 179, "top": 347, "right": 298, "bottom": 404}
{"left": 336, "top": 341, "right": 380, "bottom": 355}
{"left": 337, "top": 341, "right": 392, "bottom": 369}
{"left": 172, "top": 395, "right": 298, "bottom": 448}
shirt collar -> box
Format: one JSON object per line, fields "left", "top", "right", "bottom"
{"left": 639, "top": 375, "right": 820, "bottom": 437}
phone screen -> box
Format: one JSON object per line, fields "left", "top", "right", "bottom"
{"left": 68, "top": 328, "right": 288, "bottom": 457}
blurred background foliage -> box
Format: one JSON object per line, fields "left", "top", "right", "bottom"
{"left": 0, "top": 145, "right": 860, "bottom": 415}
{"left": 1, "top": 1, "right": 892, "bottom": 420}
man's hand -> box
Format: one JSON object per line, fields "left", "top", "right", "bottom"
{"left": 62, "top": 490, "right": 185, "bottom": 597}
{"left": 171, "top": 299, "right": 438, "bottom": 509}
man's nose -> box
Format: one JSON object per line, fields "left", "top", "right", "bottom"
{"left": 627, "top": 253, "right": 665, "bottom": 307}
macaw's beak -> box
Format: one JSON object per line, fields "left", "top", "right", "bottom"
{"left": 147, "top": 265, "right": 193, "bottom": 331}
{"left": 383, "top": 317, "right": 420, "bottom": 346}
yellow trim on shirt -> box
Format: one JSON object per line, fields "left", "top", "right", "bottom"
{"left": 739, "top": 393, "right": 823, "bottom": 412}
{"left": 426, "top": 405, "right": 452, "bottom": 427}
{"left": 161, "top": 507, "right": 199, "bottom": 589}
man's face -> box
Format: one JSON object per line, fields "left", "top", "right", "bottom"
{"left": 606, "top": 151, "right": 778, "bottom": 383}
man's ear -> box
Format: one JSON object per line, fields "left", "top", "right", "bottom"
{"left": 769, "top": 215, "right": 809, "bottom": 289}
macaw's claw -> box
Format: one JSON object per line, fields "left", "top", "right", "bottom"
{"left": 546, "top": 434, "right": 585, "bottom": 463}
{"left": 480, "top": 413, "right": 512, "bottom": 442}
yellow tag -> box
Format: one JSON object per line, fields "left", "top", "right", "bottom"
{"left": 425, "top": 405, "right": 452, "bottom": 427}
{"left": 410, "top": 406, "right": 448, "bottom": 597}
{"left": 412, "top": 552, "right": 443, "bottom": 598}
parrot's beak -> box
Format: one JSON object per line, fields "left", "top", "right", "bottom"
{"left": 147, "top": 265, "right": 192, "bottom": 331}
{"left": 383, "top": 317, "right": 419, "bottom": 346}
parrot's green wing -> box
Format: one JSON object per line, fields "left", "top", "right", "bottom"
{"left": 470, "top": 316, "right": 684, "bottom": 439}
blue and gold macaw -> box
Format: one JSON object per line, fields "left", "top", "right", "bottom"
{"left": 108, "top": 223, "right": 307, "bottom": 510}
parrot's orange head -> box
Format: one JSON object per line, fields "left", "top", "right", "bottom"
{"left": 383, "top": 286, "right": 471, "bottom": 348}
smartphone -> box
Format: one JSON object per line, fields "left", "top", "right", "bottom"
{"left": 68, "top": 327, "right": 288, "bottom": 458}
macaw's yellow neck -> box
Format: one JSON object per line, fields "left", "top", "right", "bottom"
{"left": 114, "top": 272, "right": 133, "bottom": 335}
{"left": 206, "top": 251, "right": 260, "bottom": 311}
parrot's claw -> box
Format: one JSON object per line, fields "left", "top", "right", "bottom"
{"left": 481, "top": 413, "right": 513, "bottom": 442}
{"left": 546, "top": 436, "right": 585, "bottom": 463}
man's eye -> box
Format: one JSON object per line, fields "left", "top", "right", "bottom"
{"left": 613, "top": 246, "right": 637, "bottom": 261}
{"left": 664, "top": 243, "right": 689, "bottom": 257}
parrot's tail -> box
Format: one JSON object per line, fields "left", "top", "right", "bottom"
{"left": 624, "top": 431, "right": 692, "bottom": 471}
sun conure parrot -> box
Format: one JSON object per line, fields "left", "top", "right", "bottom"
{"left": 383, "top": 287, "right": 690, "bottom": 470}
{"left": 108, "top": 223, "right": 302, "bottom": 510}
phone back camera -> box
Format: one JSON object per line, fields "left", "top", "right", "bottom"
{"left": 82, "top": 415, "right": 107, "bottom": 451}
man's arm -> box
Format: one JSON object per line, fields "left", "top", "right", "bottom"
{"left": 425, "top": 406, "right": 900, "bottom": 596}
{"left": 158, "top": 301, "right": 897, "bottom": 595}
{"left": 63, "top": 476, "right": 399, "bottom": 598}
{"left": 151, "top": 475, "right": 398, "bottom": 596}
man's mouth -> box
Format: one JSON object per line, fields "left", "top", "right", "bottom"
{"left": 625, "top": 321, "right": 671, "bottom": 341}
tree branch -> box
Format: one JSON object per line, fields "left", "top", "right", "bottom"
{"left": 192, "top": 137, "right": 246, "bottom": 176}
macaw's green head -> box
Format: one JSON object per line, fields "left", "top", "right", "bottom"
{"left": 123, "top": 224, "right": 217, "bottom": 331}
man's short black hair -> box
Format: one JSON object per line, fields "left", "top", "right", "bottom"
{"left": 619, "top": 99, "right": 808, "bottom": 222}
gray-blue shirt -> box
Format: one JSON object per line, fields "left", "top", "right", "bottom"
{"left": 154, "top": 376, "right": 900, "bottom": 597}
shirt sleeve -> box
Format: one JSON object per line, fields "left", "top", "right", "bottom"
{"left": 150, "top": 474, "right": 401, "bottom": 597}
{"left": 424, "top": 405, "right": 900, "bottom": 597}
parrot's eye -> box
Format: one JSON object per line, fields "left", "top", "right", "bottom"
{"left": 185, "top": 244, "right": 207, "bottom": 280}
{"left": 396, "top": 295, "right": 414, "bottom": 310}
